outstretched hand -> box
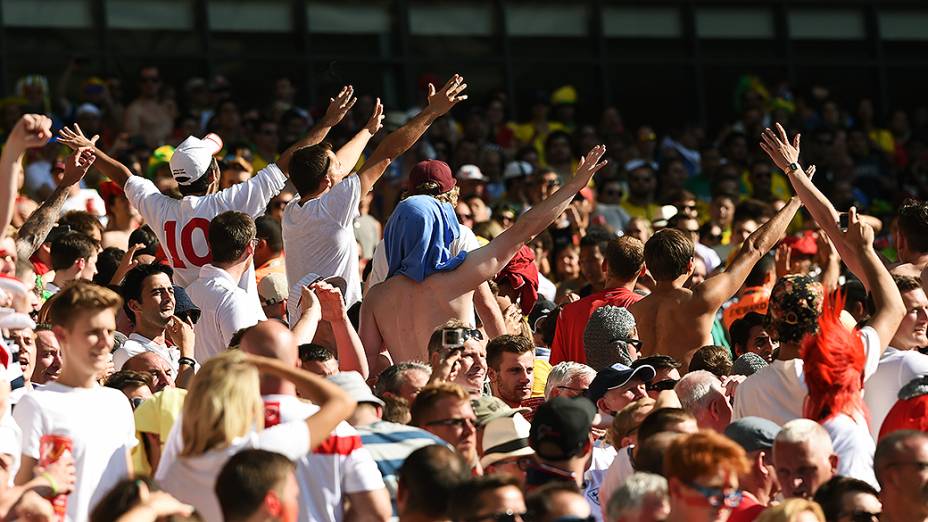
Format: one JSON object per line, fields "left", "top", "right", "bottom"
{"left": 364, "top": 97, "right": 385, "bottom": 135}
{"left": 57, "top": 123, "right": 99, "bottom": 151}
{"left": 60, "top": 147, "right": 96, "bottom": 187}
{"left": 759, "top": 123, "right": 801, "bottom": 172}
{"left": 426, "top": 74, "right": 468, "bottom": 116}
{"left": 5, "top": 114, "right": 53, "bottom": 153}
{"left": 574, "top": 145, "right": 609, "bottom": 184}
{"left": 321, "top": 85, "right": 357, "bottom": 127}
{"left": 843, "top": 206, "right": 874, "bottom": 250}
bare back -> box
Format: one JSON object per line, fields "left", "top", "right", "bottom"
{"left": 365, "top": 272, "right": 476, "bottom": 363}
{"left": 630, "top": 287, "right": 714, "bottom": 368}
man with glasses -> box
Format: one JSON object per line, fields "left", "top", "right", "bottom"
{"left": 186, "top": 211, "right": 267, "bottom": 361}
{"left": 545, "top": 362, "right": 596, "bottom": 400}
{"left": 633, "top": 356, "right": 682, "bottom": 400}
{"left": 585, "top": 364, "right": 655, "bottom": 424}
{"left": 664, "top": 430, "right": 748, "bottom": 522}
{"left": 451, "top": 475, "right": 527, "bottom": 522}
{"left": 874, "top": 430, "right": 928, "bottom": 522}
{"left": 481, "top": 413, "right": 535, "bottom": 488}
{"left": 411, "top": 382, "right": 480, "bottom": 470}
{"left": 124, "top": 66, "right": 173, "bottom": 148}
{"left": 550, "top": 236, "right": 645, "bottom": 366}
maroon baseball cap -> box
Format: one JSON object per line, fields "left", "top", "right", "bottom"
{"left": 407, "top": 160, "right": 456, "bottom": 193}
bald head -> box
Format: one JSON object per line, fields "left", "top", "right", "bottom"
{"left": 124, "top": 352, "right": 174, "bottom": 391}
{"left": 240, "top": 320, "right": 298, "bottom": 365}
{"left": 240, "top": 320, "right": 300, "bottom": 395}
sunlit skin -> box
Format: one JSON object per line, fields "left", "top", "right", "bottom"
{"left": 668, "top": 467, "right": 740, "bottom": 522}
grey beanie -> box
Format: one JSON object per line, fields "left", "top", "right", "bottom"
{"left": 583, "top": 305, "right": 636, "bottom": 370}
{"left": 731, "top": 352, "right": 768, "bottom": 377}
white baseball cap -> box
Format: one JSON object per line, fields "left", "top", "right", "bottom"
{"left": 170, "top": 133, "right": 223, "bottom": 186}
{"left": 457, "top": 164, "right": 487, "bottom": 182}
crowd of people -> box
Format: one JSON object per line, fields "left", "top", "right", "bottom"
{"left": 0, "top": 63, "right": 926, "bottom": 522}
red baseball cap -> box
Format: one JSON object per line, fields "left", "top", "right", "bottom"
{"left": 408, "top": 160, "right": 456, "bottom": 193}
{"left": 783, "top": 231, "right": 818, "bottom": 256}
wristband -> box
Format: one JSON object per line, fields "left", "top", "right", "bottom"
{"left": 41, "top": 472, "right": 59, "bottom": 496}
{"left": 178, "top": 357, "right": 197, "bottom": 367}
{"left": 787, "top": 162, "right": 800, "bottom": 173}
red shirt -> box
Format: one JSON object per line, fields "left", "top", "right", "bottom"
{"left": 549, "top": 287, "right": 643, "bottom": 365}
{"left": 728, "top": 492, "right": 765, "bottom": 522}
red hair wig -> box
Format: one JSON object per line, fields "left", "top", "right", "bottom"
{"left": 801, "top": 289, "right": 868, "bottom": 424}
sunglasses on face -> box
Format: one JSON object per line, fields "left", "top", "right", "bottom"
{"left": 686, "top": 482, "right": 742, "bottom": 508}
{"left": 613, "top": 338, "right": 643, "bottom": 350}
{"left": 646, "top": 379, "right": 678, "bottom": 392}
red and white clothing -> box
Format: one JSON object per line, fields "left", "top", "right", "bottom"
{"left": 550, "top": 287, "right": 643, "bottom": 365}
{"left": 124, "top": 163, "right": 287, "bottom": 292}
{"left": 264, "top": 394, "right": 386, "bottom": 522}
{"left": 156, "top": 416, "right": 310, "bottom": 522}
{"left": 14, "top": 383, "right": 137, "bottom": 522}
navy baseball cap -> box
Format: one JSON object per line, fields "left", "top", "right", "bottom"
{"left": 585, "top": 363, "right": 656, "bottom": 403}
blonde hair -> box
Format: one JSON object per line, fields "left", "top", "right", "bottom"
{"left": 181, "top": 351, "right": 263, "bottom": 457}
{"left": 756, "top": 499, "right": 825, "bottom": 522}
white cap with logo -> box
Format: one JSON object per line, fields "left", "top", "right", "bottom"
{"left": 170, "top": 133, "right": 223, "bottom": 186}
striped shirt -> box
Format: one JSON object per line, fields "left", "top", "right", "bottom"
{"left": 356, "top": 421, "right": 446, "bottom": 517}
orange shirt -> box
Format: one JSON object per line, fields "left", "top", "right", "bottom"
{"left": 722, "top": 286, "right": 771, "bottom": 329}
{"left": 256, "top": 255, "right": 286, "bottom": 284}
{"left": 550, "top": 287, "right": 643, "bottom": 365}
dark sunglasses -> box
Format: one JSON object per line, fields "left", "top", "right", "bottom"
{"left": 553, "top": 517, "right": 596, "bottom": 522}
{"left": 613, "top": 338, "right": 643, "bottom": 350}
{"left": 646, "top": 379, "right": 678, "bottom": 392}
{"left": 686, "top": 482, "right": 742, "bottom": 508}
{"left": 458, "top": 328, "right": 483, "bottom": 342}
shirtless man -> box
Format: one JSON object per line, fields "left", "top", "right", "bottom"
{"left": 361, "top": 146, "right": 608, "bottom": 372}
{"left": 123, "top": 67, "right": 176, "bottom": 149}
{"left": 631, "top": 193, "right": 801, "bottom": 368}
{"left": 888, "top": 200, "right": 928, "bottom": 278}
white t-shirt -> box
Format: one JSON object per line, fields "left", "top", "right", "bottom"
{"left": 282, "top": 174, "right": 362, "bottom": 307}
{"left": 598, "top": 445, "right": 634, "bottom": 519}
{"left": 863, "top": 347, "right": 928, "bottom": 439}
{"left": 157, "top": 416, "right": 310, "bottom": 522}
{"left": 584, "top": 444, "right": 617, "bottom": 522}
{"left": 266, "top": 394, "right": 385, "bottom": 522}
{"left": 186, "top": 264, "right": 266, "bottom": 361}
{"left": 734, "top": 326, "right": 881, "bottom": 425}
{"left": 112, "top": 333, "right": 180, "bottom": 374}
{"left": 0, "top": 413, "right": 21, "bottom": 487}
{"left": 61, "top": 188, "right": 107, "bottom": 223}
{"left": 366, "top": 221, "right": 480, "bottom": 290}
{"left": 124, "top": 164, "right": 287, "bottom": 291}
{"left": 823, "top": 412, "right": 879, "bottom": 490}
{"left": 13, "top": 383, "right": 137, "bottom": 522}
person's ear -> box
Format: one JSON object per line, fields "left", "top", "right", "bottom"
{"left": 264, "top": 491, "right": 282, "bottom": 517}
{"left": 596, "top": 396, "right": 608, "bottom": 413}
{"left": 128, "top": 298, "right": 143, "bottom": 315}
{"left": 829, "top": 453, "right": 839, "bottom": 474}
{"left": 487, "top": 366, "right": 499, "bottom": 385}
{"left": 52, "top": 324, "right": 68, "bottom": 346}
{"left": 74, "top": 257, "right": 86, "bottom": 274}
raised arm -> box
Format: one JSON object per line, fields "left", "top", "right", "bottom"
{"left": 278, "top": 85, "right": 356, "bottom": 175}
{"left": 58, "top": 124, "right": 134, "bottom": 188}
{"left": 246, "top": 353, "right": 356, "bottom": 450}
{"left": 291, "top": 285, "right": 323, "bottom": 346}
{"left": 693, "top": 196, "right": 802, "bottom": 312}
{"left": 15, "top": 147, "right": 95, "bottom": 261}
{"left": 357, "top": 75, "right": 468, "bottom": 194}
{"left": 314, "top": 281, "right": 369, "bottom": 378}
{"left": 1, "top": 115, "right": 53, "bottom": 237}
{"left": 843, "top": 207, "right": 905, "bottom": 354}
{"left": 334, "top": 98, "right": 384, "bottom": 191}
{"left": 446, "top": 146, "right": 608, "bottom": 296}
{"left": 760, "top": 124, "right": 869, "bottom": 283}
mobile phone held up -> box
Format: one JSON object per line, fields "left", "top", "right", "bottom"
{"left": 838, "top": 212, "right": 849, "bottom": 232}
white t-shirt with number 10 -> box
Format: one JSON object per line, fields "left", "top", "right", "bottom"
{"left": 124, "top": 164, "right": 288, "bottom": 294}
